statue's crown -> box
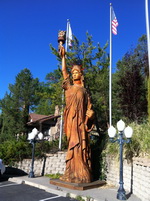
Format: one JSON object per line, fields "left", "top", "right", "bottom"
{"left": 71, "top": 65, "right": 83, "bottom": 73}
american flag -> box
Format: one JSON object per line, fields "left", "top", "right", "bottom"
{"left": 112, "top": 7, "right": 118, "bottom": 35}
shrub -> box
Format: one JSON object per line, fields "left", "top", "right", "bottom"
{"left": 0, "top": 140, "right": 31, "bottom": 166}
{"left": 0, "top": 136, "right": 68, "bottom": 166}
{"left": 104, "top": 122, "right": 150, "bottom": 160}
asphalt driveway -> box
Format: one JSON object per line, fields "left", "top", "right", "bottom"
{"left": 0, "top": 180, "right": 77, "bottom": 201}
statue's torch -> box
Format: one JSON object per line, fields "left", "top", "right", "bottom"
{"left": 58, "top": 30, "right": 66, "bottom": 55}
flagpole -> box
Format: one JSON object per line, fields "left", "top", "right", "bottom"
{"left": 59, "top": 92, "right": 64, "bottom": 150}
{"left": 145, "top": 0, "right": 150, "bottom": 76}
{"left": 145, "top": 0, "right": 150, "bottom": 123}
{"left": 59, "top": 19, "right": 70, "bottom": 150}
{"left": 109, "top": 3, "right": 112, "bottom": 126}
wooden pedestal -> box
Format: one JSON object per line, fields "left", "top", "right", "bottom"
{"left": 50, "top": 179, "right": 106, "bottom": 191}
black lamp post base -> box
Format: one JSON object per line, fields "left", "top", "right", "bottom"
{"left": 117, "top": 190, "right": 127, "bottom": 200}
{"left": 28, "top": 171, "right": 35, "bottom": 178}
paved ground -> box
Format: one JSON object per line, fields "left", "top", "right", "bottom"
{"left": 6, "top": 175, "right": 141, "bottom": 201}
{"left": 0, "top": 180, "right": 77, "bottom": 201}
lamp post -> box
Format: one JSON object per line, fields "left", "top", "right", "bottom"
{"left": 28, "top": 128, "right": 43, "bottom": 178}
{"left": 108, "top": 120, "right": 133, "bottom": 200}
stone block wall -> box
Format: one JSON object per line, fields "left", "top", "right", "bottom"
{"left": 106, "top": 156, "right": 150, "bottom": 201}
{"left": 14, "top": 152, "right": 150, "bottom": 201}
{"left": 14, "top": 151, "right": 66, "bottom": 176}
{"left": 44, "top": 152, "right": 66, "bottom": 175}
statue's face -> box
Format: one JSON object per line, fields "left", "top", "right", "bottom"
{"left": 72, "top": 69, "right": 82, "bottom": 81}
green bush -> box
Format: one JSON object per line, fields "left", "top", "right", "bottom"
{"left": 0, "top": 136, "right": 68, "bottom": 166}
{"left": 129, "top": 122, "right": 150, "bottom": 155}
{"left": 0, "top": 140, "right": 31, "bottom": 166}
{"left": 104, "top": 122, "right": 150, "bottom": 160}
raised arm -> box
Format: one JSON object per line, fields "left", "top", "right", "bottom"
{"left": 59, "top": 45, "right": 68, "bottom": 80}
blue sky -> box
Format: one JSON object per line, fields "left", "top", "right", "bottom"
{"left": 0, "top": 0, "right": 149, "bottom": 99}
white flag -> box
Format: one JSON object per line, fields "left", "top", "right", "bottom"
{"left": 65, "top": 20, "right": 73, "bottom": 51}
{"left": 68, "top": 21, "right": 72, "bottom": 47}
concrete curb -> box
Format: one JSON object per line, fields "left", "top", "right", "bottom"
{"left": 8, "top": 177, "right": 101, "bottom": 201}
{"left": 8, "top": 177, "right": 67, "bottom": 197}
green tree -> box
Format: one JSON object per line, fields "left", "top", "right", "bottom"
{"left": 0, "top": 68, "right": 40, "bottom": 140}
{"left": 35, "top": 68, "right": 63, "bottom": 115}
{"left": 113, "top": 35, "right": 148, "bottom": 123}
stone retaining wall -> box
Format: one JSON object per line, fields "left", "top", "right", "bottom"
{"left": 14, "top": 152, "right": 150, "bottom": 201}
{"left": 14, "top": 151, "right": 66, "bottom": 176}
{"left": 106, "top": 156, "right": 150, "bottom": 201}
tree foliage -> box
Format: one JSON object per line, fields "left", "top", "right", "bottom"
{"left": 0, "top": 68, "right": 40, "bottom": 140}
{"left": 34, "top": 68, "right": 63, "bottom": 115}
{"left": 113, "top": 35, "right": 148, "bottom": 123}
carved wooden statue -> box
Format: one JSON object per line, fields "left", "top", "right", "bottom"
{"left": 58, "top": 36, "right": 94, "bottom": 183}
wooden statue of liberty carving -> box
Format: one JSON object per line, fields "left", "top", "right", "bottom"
{"left": 58, "top": 32, "right": 94, "bottom": 183}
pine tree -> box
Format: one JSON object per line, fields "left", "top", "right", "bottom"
{"left": 0, "top": 68, "right": 40, "bottom": 140}
{"left": 113, "top": 35, "right": 148, "bottom": 123}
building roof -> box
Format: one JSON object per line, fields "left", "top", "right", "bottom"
{"left": 29, "top": 113, "right": 48, "bottom": 122}
{"left": 27, "top": 113, "right": 60, "bottom": 126}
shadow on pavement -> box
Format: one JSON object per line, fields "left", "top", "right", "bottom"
{"left": 0, "top": 167, "right": 28, "bottom": 182}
